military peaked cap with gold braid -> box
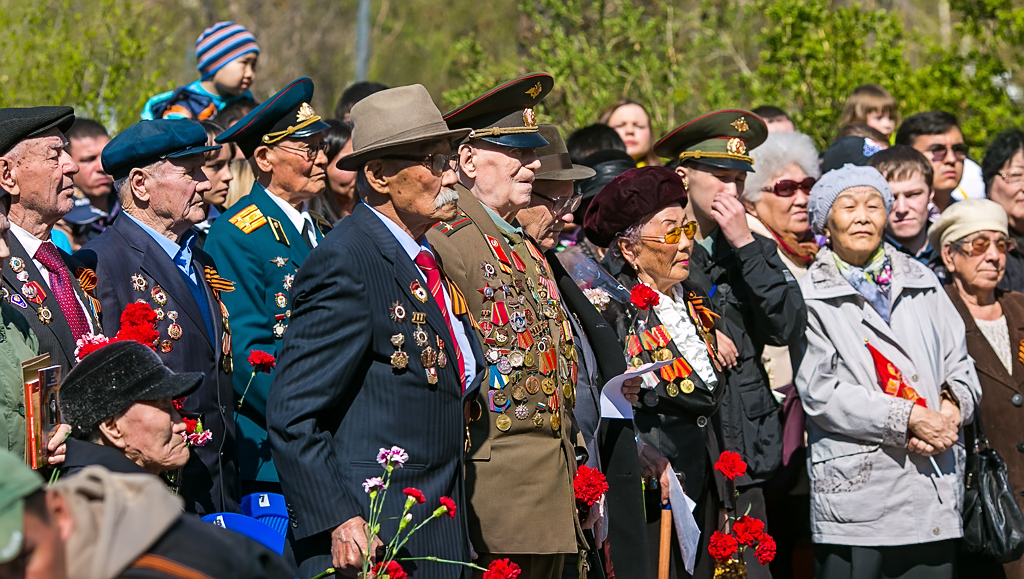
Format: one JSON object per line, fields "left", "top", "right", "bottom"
{"left": 216, "top": 77, "right": 330, "bottom": 158}
{"left": 444, "top": 73, "right": 554, "bottom": 149}
{"left": 654, "top": 109, "right": 768, "bottom": 172}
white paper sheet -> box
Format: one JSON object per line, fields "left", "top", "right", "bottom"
{"left": 667, "top": 466, "right": 701, "bottom": 575}
{"left": 599, "top": 359, "right": 675, "bottom": 419}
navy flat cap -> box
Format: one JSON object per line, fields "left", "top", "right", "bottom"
{"left": 0, "top": 106, "right": 75, "bottom": 155}
{"left": 102, "top": 119, "right": 220, "bottom": 180}
{"left": 217, "top": 76, "right": 329, "bottom": 158}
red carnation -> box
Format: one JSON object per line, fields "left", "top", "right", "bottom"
{"left": 573, "top": 465, "right": 609, "bottom": 506}
{"left": 76, "top": 340, "right": 109, "bottom": 359}
{"left": 439, "top": 496, "right": 457, "bottom": 519}
{"left": 755, "top": 533, "right": 776, "bottom": 565}
{"left": 120, "top": 302, "right": 157, "bottom": 329}
{"left": 182, "top": 417, "right": 198, "bottom": 434}
{"left": 371, "top": 560, "right": 407, "bottom": 579}
{"left": 173, "top": 398, "right": 184, "bottom": 412}
{"left": 403, "top": 487, "right": 426, "bottom": 504}
{"left": 115, "top": 324, "right": 159, "bottom": 349}
{"left": 708, "top": 530, "right": 738, "bottom": 561}
{"left": 248, "top": 350, "right": 276, "bottom": 374}
{"left": 732, "top": 515, "right": 765, "bottom": 546}
{"left": 714, "top": 451, "right": 747, "bottom": 481}
{"left": 483, "top": 558, "right": 522, "bottom": 579}
{"left": 630, "top": 284, "right": 660, "bottom": 310}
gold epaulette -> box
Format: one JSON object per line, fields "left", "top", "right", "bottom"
{"left": 432, "top": 211, "right": 473, "bottom": 237}
{"left": 228, "top": 205, "right": 267, "bottom": 234}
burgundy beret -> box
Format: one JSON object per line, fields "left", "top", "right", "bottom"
{"left": 583, "top": 166, "right": 688, "bottom": 248}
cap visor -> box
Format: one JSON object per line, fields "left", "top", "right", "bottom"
{"left": 291, "top": 120, "right": 331, "bottom": 139}
{"left": 687, "top": 157, "right": 754, "bottom": 172}
{"left": 337, "top": 128, "right": 473, "bottom": 171}
{"left": 137, "top": 371, "right": 204, "bottom": 402}
{"left": 63, "top": 206, "right": 105, "bottom": 225}
{"left": 536, "top": 165, "right": 597, "bottom": 182}
{"left": 166, "top": 145, "right": 221, "bottom": 159}
{"left": 479, "top": 133, "right": 549, "bottom": 149}
{"left": 0, "top": 503, "right": 24, "bottom": 564}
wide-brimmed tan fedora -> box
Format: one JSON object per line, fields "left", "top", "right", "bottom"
{"left": 337, "top": 84, "right": 471, "bottom": 170}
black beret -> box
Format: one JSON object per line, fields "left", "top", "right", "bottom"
{"left": 0, "top": 106, "right": 75, "bottom": 155}
{"left": 820, "top": 135, "right": 887, "bottom": 174}
{"left": 583, "top": 166, "right": 688, "bottom": 248}
{"left": 59, "top": 340, "right": 203, "bottom": 438}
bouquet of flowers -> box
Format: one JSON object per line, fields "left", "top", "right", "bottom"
{"left": 315, "top": 446, "right": 522, "bottom": 579}
{"left": 709, "top": 451, "right": 775, "bottom": 578}
{"left": 74, "top": 302, "right": 160, "bottom": 361}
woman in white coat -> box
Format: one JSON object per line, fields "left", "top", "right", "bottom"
{"left": 795, "top": 164, "right": 981, "bottom": 579}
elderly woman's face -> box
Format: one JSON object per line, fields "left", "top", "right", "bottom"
{"left": 621, "top": 203, "right": 692, "bottom": 292}
{"left": 944, "top": 230, "right": 1009, "bottom": 292}
{"left": 111, "top": 397, "right": 189, "bottom": 474}
{"left": 825, "top": 186, "right": 887, "bottom": 266}
{"left": 750, "top": 162, "right": 810, "bottom": 236}
{"left": 988, "top": 149, "right": 1024, "bottom": 233}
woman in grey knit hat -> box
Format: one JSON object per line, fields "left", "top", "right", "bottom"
{"left": 795, "top": 164, "right": 981, "bottom": 578}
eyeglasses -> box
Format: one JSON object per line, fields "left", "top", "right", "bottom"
{"left": 384, "top": 153, "right": 459, "bottom": 177}
{"left": 998, "top": 171, "right": 1024, "bottom": 186}
{"left": 952, "top": 235, "right": 1016, "bottom": 256}
{"left": 532, "top": 190, "right": 582, "bottom": 215}
{"left": 762, "top": 177, "right": 816, "bottom": 197}
{"left": 639, "top": 221, "right": 698, "bottom": 245}
{"left": 926, "top": 144, "right": 969, "bottom": 162}
{"left": 276, "top": 142, "right": 329, "bottom": 161}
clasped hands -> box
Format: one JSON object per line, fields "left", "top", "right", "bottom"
{"left": 906, "top": 398, "right": 961, "bottom": 456}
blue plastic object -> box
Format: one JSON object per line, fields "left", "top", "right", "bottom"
{"left": 240, "top": 492, "right": 290, "bottom": 538}
{"left": 201, "top": 512, "right": 285, "bottom": 555}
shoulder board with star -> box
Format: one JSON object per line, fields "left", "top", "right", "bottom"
{"left": 432, "top": 211, "right": 473, "bottom": 237}
{"left": 309, "top": 210, "right": 333, "bottom": 233}
{"left": 228, "top": 205, "right": 268, "bottom": 234}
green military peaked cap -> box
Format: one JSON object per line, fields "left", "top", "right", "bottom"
{"left": 0, "top": 449, "right": 43, "bottom": 564}
{"left": 654, "top": 109, "right": 768, "bottom": 172}
{"left": 444, "top": 73, "right": 554, "bottom": 149}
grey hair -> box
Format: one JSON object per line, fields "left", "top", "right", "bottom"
{"left": 609, "top": 221, "right": 644, "bottom": 262}
{"left": 744, "top": 131, "right": 821, "bottom": 204}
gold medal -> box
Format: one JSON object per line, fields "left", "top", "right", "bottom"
{"left": 9, "top": 257, "right": 24, "bottom": 273}
{"left": 533, "top": 413, "right": 544, "bottom": 428}
{"left": 525, "top": 376, "right": 541, "bottom": 395}
{"left": 666, "top": 382, "right": 680, "bottom": 397}
{"left": 493, "top": 391, "right": 508, "bottom": 407}
{"left": 168, "top": 323, "right": 183, "bottom": 340}
{"left": 629, "top": 357, "right": 644, "bottom": 368}
{"left": 275, "top": 293, "right": 288, "bottom": 309}
{"left": 680, "top": 378, "right": 695, "bottom": 394}
{"left": 155, "top": 308, "right": 165, "bottom": 321}
{"left": 550, "top": 410, "right": 560, "bottom": 431}
{"left": 425, "top": 367, "right": 438, "bottom": 384}
{"left": 512, "top": 384, "right": 528, "bottom": 402}
{"left": 410, "top": 280, "right": 429, "bottom": 303}
{"left": 653, "top": 348, "right": 672, "bottom": 362}
{"left": 542, "top": 377, "right": 557, "bottom": 395}
{"left": 421, "top": 346, "right": 437, "bottom": 368}
{"left": 562, "top": 382, "right": 574, "bottom": 401}
{"left": 391, "top": 351, "right": 409, "bottom": 369}
{"left": 524, "top": 351, "right": 536, "bottom": 368}
{"left": 413, "top": 327, "right": 429, "bottom": 347}
{"left": 37, "top": 306, "right": 52, "bottom": 324}
{"left": 496, "top": 414, "right": 512, "bottom": 432}
{"left": 151, "top": 286, "right": 168, "bottom": 306}
{"left": 411, "top": 312, "right": 427, "bottom": 325}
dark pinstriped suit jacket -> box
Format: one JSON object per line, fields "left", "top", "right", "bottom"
{"left": 268, "top": 203, "right": 483, "bottom": 579}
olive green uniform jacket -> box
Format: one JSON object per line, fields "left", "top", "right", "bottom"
{"left": 0, "top": 302, "right": 40, "bottom": 458}
{"left": 427, "top": 186, "right": 584, "bottom": 555}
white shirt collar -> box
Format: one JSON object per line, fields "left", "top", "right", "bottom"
{"left": 264, "top": 186, "right": 312, "bottom": 235}
{"left": 9, "top": 222, "right": 44, "bottom": 257}
{"left": 363, "top": 202, "right": 432, "bottom": 262}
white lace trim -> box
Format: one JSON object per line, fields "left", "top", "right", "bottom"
{"left": 651, "top": 284, "right": 719, "bottom": 387}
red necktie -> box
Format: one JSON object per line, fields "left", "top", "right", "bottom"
{"left": 414, "top": 250, "right": 466, "bottom": 391}
{"left": 35, "top": 241, "right": 91, "bottom": 341}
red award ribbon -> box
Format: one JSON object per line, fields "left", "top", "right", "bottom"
{"left": 526, "top": 238, "right": 544, "bottom": 262}
{"left": 511, "top": 250, "right": 527, "bottom": 273}
{"left": 23, "top": 281, "right": 47, "bottom": 305}
{"left": 865, "top": 342, "right": 927, "bottom": 407}
{"left": 660, "top": 357, "right": 694, "bottom": 382}
{"left": 649, "top": 325, "right": 672, "bottom": 347}
{"left": 485, "top": 234, "right": 512, "bottom": 266}
{"left": 540, "top": 348, "right": 557, "bottom": 374}
{"left": 639, "top": 329, "right": 661, "bottom": 351}
{"left": 517, "top": 328, "right": 534, "bottom": 349}
{"left": 491, "top": 302, "right": 510, "bottom": 326}
{"left": 625, "top": 334, "right": 643, "bottom": 356}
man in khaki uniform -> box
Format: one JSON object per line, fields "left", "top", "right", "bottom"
{"left": 427, "top": 74, "right": 585, "bottom": 578}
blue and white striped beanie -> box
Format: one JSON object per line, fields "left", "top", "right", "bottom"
{"left": 195, "top": 22, "right": 260, "bottom": 80}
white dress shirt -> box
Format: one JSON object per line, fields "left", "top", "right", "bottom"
{"left": 265, "top": 187, "right": 317, "bottom": 248}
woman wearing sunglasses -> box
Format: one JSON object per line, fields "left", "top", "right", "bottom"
{"left": 797, "top": 165, "right": 980, "bottom": 579}
{"left": 584, "top": 166, "right": 725, "bottom": 578}
{"left": 743, "top": 131, "right": 822, "bottom": 278}
{"left": 932, "top": 199, "right": 1024, "bottom": 579}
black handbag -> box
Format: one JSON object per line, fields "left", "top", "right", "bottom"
{"left": 962, "top": 408, "right": 1024, "bottom": 563}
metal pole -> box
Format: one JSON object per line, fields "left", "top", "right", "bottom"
{"left": 355, "top": 0, "right": 371, "bottom": 81}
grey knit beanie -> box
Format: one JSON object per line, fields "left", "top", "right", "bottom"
{"left": 808, "top": 163, "right": 894, "bottom": 235}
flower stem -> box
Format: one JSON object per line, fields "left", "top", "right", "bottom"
{"left": 237, "top": 371, "right": 257, "bottom": 409}
{"left": 310, "top": 569, "right": 336, "bottom": 579}
{"left": 397, "top": 556, "right": 487, "bottom": 572}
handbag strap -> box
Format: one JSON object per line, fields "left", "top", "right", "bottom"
{"left": 971, "top": 406, "right": 990, "bottom": 451}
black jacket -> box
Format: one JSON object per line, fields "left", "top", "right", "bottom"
{"left": 688, "top": 230, "right": 807, "bottom": 484}
{"left": 61, "top": 437, "right": 148, "bottom": 477}
{"left": 77, "top": 215, "right": 239, "bottom": 515}
{"left": 549, "top": 250, "right": 651, "bottom": 579}
{"left": 601, "top": 252, "right": 725, "bottom": 501}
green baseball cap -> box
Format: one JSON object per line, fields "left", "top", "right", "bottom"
{"left": 0, "top": 449, "right": 44, "bottom": 564}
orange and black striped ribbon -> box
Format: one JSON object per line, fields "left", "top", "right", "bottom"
{"left": 75, "top": 267, "right": 97, "bottom": 293}
{"left": 203, "top": 266, "right": 236, "bottom": 296}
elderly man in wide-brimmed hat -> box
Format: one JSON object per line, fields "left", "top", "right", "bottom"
{"left": 267, "top": 85, "right": 485, "bottom": 579}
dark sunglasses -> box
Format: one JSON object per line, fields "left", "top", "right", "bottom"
{"left": 953, "top": 235, "right": 1016, "bottom": 257}
{"left": 926, "top": 144, "right": 968, "bottom": 162}
{"left": 533, "top": 190, "right": 582, "bottom": 215}
{"left": 384, "top": 152, "right": 459, "bottom": 176}
{"left": 761, "top": 177, "right": 816, "bottom": 197}
{"left": 640, "top": 221, "right": 698, "bottom": 245}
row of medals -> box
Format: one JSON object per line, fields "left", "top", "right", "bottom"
{"left": 389, "top": 304, "right": 449, "bottom": 386}
{"left": 7, "top": 257, "right": 57, "bottom": 324}
{"left": 131, "top": 273, "right": 183, "bottom": 353}
{"left": 629, "top": 345, "right": 696, "bottom": 404}
{"left": 480, "top": 261, "right": 574, "bottom": 433}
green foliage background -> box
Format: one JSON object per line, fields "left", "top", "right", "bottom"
{"left": 1, "top": 0, "right": 1023, "bottom": 155}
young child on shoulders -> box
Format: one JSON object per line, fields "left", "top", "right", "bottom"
{"left": 840, "top": 84, "right": 899, "bottom": 142}
{"left": 142, "top": 22, "right": 259, "bottom": 121}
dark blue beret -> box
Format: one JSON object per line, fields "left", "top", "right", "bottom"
{"left": 0, "top": 106, "right": 75, "bottom": 155}
{"left": 217, "top": 76, "right": 329, "bottom": 158}
{"left": 102, "top": 119, "right": 220, "bottom": 180}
